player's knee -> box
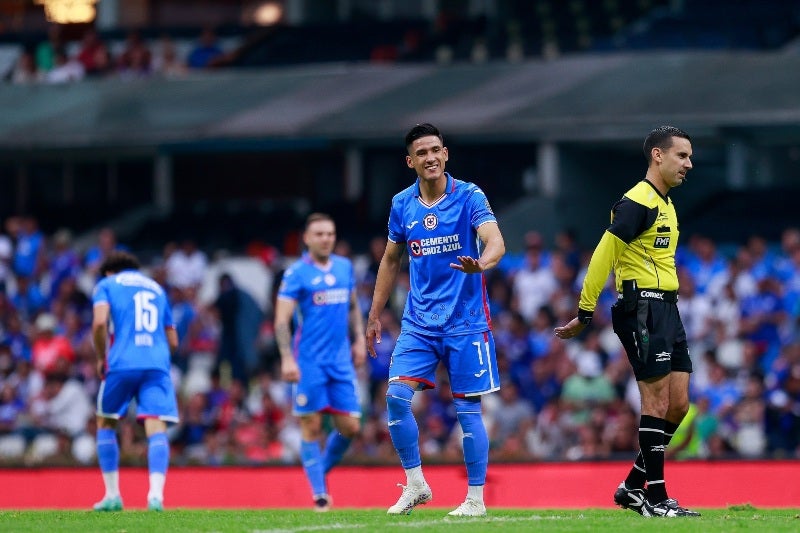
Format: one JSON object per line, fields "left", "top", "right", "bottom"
{"left": 96, "top": 417, "right": 118, "bottom": 430}
{"left": 453, "top": 397, "right": 482, "bottom": 424}
{"left": 299, "top": 415, "right": 323, "bottom": 439}
{"left": 642, "top": 389, "right": 670, "bottom": 418}
{"left": 668, "top": 398, "right": 690, "bottom": 421}
{"left": 339, "top": 418, "right": 360, "bottom": 439}
{"left": 641, "top": 396, "right": 670, "bottom": 418}
{"left": 144, "top": 418, "right": 167, "bottom": 437}
{"left": 386, "top": 382, "right": 415, "bottom": 414}
{"left": 453, "top": 396, "right": 481, "bottom": 412}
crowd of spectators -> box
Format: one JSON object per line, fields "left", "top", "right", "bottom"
{"left": 5, "top": 25, "right": 227, "bottom": 85}
{"left": 5, "top": 0, "right": 797, "bottom": 86}
{"left": 1, "top": 214, "right": 800, "bottom": 469}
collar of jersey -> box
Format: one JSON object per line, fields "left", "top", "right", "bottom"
{"left": 642, "top": 178, "right": 671, "bottom": 204}
{"left": 302, "top": 252, "right": 334, "bottom": 271}
{"left": 414, "top": 172, "right": 455, "bottom": 207}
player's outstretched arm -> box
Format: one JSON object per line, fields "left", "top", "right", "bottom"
{"left": 450, "top": 221, "right": 505, "bottom": 273}
{"left": 554, "top": 317, "right": 586, "bottom": 339}
{"left": 366, "top": 240, "right": 404, "bottom": 357}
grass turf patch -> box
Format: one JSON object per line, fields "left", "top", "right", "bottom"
{"left": 1, "top": 507, "right": 799, "bottom": 533}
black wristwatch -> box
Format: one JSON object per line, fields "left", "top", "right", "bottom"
{"left": 577, "top": 309, "right": 593, "bottom": 325}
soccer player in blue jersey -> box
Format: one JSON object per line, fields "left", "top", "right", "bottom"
{"left": 366, "top": 123, "right": 506, "bottom": 517}
{"left": 275, "top": 213, "right": 366, "bottom": 512}
{"left": 91, "top": 251, "right": 179, "bottom": 512}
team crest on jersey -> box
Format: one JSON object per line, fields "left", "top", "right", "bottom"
{"left": 296, "top": 394, "right": 308, "bottom": 407}
{"left": 324, "top": 273, "right": 336, "bottom": 286}
{"left": 423, "top": 213, "right": 438, "bottom": 230}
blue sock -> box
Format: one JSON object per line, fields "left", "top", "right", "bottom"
{"left": 322, "top": 431, "right": 352, "bottom": 474}
{"left": 455, "top": 397, "right": 488, "bottom": 486}
{"left": 300, "top": 440, "right": 327, "bottom": 496}
{"left": 97, "top": 428, "right": 119, "bottom": 473}
{"left": 147, "top": 432, "right": 169, "bottom": 475}
{"left": 386, "top": 382, "right": 421, "bottom": 469}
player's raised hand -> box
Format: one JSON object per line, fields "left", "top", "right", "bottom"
{"left": 554, "top": 317, "right": 586, "bottom": 339}
{"left": 450, "top": 255, "right": 484, "bottom": 274}
{"left": 365, "top": 316, "right": 382, "bottom": 358}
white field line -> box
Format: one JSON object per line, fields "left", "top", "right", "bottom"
{"left": 254, "top": 513, "right": 582, "bottom": 533}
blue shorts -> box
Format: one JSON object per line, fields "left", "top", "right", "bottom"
{"left": 389, "top": 330, "right": 500, "bottom": 397}
{"left": 292, "top": 360, "right": 361, "bottom": 417}
{"left": 97, "top": 369, "right": 179, "bottom": 424}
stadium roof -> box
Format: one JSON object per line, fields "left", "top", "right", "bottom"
{"left": 1, "top": 50, "right": 799, "bottom": 152}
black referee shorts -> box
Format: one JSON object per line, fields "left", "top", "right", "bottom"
{"left": 610, "top": 296, "right": 693, "bottom": 381}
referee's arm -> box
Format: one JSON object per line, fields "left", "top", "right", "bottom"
{"left": 554, "top": 197, "right": 646, "bottom": 339}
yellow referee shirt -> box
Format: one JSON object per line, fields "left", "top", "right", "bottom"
{"left": 578, "top": 180, "right": 680, "bottom": 318}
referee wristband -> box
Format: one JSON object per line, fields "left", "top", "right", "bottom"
{"left": 577, "top": 309, "right": 593, "bottom": 325}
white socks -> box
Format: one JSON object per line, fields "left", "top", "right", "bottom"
{"left": 102, "top": 471, "right": 120, "bottom": 499}
{"left": 404, "top": 467, "right": 483, "bottom": 502}
{"left": 467, "top": 484, "right": 484, "bottom": 502}
{"left": 405, "top": 466, "right": 425, "bottom": 486}
{"left": 147, "top": 472, "right": 166, "bottom": 501}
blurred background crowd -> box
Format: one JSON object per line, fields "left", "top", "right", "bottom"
{"left": 0, "top": 0, "right": 799, "bottom": 472}
{"left": 2, "top": 213, "right": 800, "bottom": 468}
{"left": 3, "top": 0, "right": 798, "bottom": 85}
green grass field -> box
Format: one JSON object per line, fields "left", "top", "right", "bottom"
{"left": 1, "top": 506, "right": 798, "bottom": 533}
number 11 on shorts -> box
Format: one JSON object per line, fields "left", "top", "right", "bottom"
{"left": 471, "top": 341, "right": 488, "bottom": 365}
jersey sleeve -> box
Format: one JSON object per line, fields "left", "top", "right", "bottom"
{"left": 577, "top": 196, "right": 650, "bottom": 315}
{"left": 387, "top": 199, "right": 405, "bottom": 243}
{"left": 467, "top": 186, "right": 497, "bottom": 228}
{"left": 607, "top": 196, "right": 655, "bottom": 244}
{"left": 577, "top": 230, "right": 628, "bottom": 315}
{"left": 92, "top": 280, "right": 109, "bottom": 306}
{"left": 277, "top": 266, "right": 302, "bottom": 301}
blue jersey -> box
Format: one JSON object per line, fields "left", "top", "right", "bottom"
{"left": 13, "top": 230, "right": 43, "bottom": 277}
{"left": 388, "top": 173, "right": 496, "bottom": 335}
{"left": 92, "top": 270, "right": 175, "bottom": 372}
{"left": 277, "top": 253, "right": 355, "bottom": 366}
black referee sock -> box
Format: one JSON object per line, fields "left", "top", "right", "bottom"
{"left": 664, "top": 420, "right": 680, "bottom": 447}
{"left": 624, "top": 453, "right": 647, "bottom": 490}
{"left": 637, "top": 415, "right": 668, "bottom": 504}
{"left": 625, "top": 420, "right": 679, "bottom": 490}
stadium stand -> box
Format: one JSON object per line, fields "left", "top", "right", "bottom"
{"left": 0, "top": 0, "right": 799, "bottom": 473}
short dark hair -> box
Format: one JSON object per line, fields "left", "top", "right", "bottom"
{"left": 304, "top": 212, "right": 334, "bottom": 231}
{"left": 643, "top": 125, "right": 691, "bottom": 163}
{"left": 99, "top": 250, "right": 141, "bottom": 275}
{"left": 405, "top": 123, "right": 443, "bottom": 151}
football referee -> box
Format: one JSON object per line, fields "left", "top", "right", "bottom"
{"left": 555, "top": 126, "right": 700, "bottom": 518}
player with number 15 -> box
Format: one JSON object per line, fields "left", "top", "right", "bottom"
{"left": 91, "top": 251, "right": 179, "bottom": 512}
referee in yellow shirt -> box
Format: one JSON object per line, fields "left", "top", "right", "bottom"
{"left": 555, "top": 126, "right": 700, "bottom": 518}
